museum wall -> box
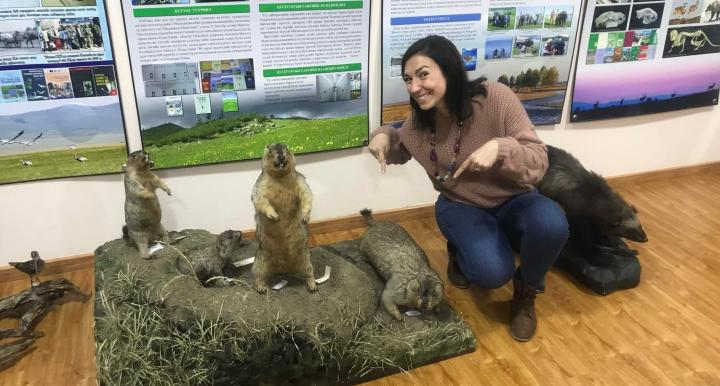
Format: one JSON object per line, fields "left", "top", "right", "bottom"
{"left": 1, "top": 1, "right": 719, "bottom": 265}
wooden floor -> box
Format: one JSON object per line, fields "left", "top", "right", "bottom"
{"left": 1, "top": 165, "right": 719, "bottom": 385}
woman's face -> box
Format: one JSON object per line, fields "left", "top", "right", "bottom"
{"left": 403, "top": 54, "right": 447, "bottom": 112}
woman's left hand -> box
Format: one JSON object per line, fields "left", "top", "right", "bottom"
{"left": 454, "top": 139, "right": 499, "bottom": 178}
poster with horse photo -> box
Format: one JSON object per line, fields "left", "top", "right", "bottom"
{"left": 0, "top": 0, "right": 127, "bottom": 185}
{"left": 381, "top": 0, "right": 583, "bottom": 127}
{"left": 571, "top": 0, "right": 720, "bottom": 122}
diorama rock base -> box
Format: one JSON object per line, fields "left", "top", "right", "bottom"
{"left": 94, "top": 229, "right": 476, "bottom": 386}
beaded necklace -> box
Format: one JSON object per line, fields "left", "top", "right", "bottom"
{"left": 429, "top": 120, "right": 463, "bottom": 182}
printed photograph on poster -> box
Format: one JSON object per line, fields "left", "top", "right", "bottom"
{"left": 221, "top": 91, "right": 238, "bottom": 112}
{"left": 132, "top": 0, "right": 189, "bottom": 5}
{"left": 0, "top": 0, "right": 129, "bottom": 185}
{"left": 664, "top": 24, "right": 720, "bottom": 58}
{"left": 41, "top": 0, "right": 97, "bottom": 6}
{"left": 596, "top": 0, "right": 630, "bottom": 4}
{"left": 166, "top": 96, "right": 183, "bottom": 117}
{"left": 516, "top": 6, "right": 545, "bottom": 30}
{"left": 316, "top": 72, "right": 361, "bottom": 102}
{"left": 629, "top": 2, "right": 664, "bottom": 30}
{"left": 22, "top": 69, "right": 49, "bottom": 101}
{"left": 586, "top": 29, "right": 657, "bottom": 64}
{"left": 0, "top": 20, "right": 42, "bottom": 57}
{"left": 44, "top": 68, "right": 74, "bottom": 99}
{"left": 462, "top": 48, "right": 478, "bottom": 70}
{"left": 484, "top": 36, "right": 512, "bottom": 59}
{"left": 0, "top": 71, "right": 27, "bottom": 103}
{"left": 541, "top": 35, "right": 569, "bottom": 56}
{"left": 513, "top": 35, "right": 541, "bottom": 57}
{"left": 488, "top": 8, "right": 517, "bottom": 31}
{"left": 93, "top": 65, "right": 118, "bottom": 96}
{"left": 38, "top": 18, "right": 103, "bottom": 53}
{"left": 200, "top": 59, "right": 254, "bottom": 93}
{"left": 669, "top": 0, "right": 703, "bottom": 25}
{"left": 591, "top": 5, "right": 631, "bottom": 33}
{"left": 702, "top": 0, "right": 720, "bottom": 23}
{"left": 544, "top": 6, "right": 573, "bottom": 29}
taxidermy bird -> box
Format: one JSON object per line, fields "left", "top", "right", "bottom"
{"left": 9, "top": 251, "right": 45, "bottom": 288}
{"left": 74, "top": 153, "right": 88, "bottom": 162}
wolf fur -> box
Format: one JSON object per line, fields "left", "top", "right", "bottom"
{"left": 359, "top": 209, "right": 444, "bottom": 320}
{"left": 536, "top": 145, "right": 647, "bottom": 263}
{"left": 251, "top": 143, "right": 315, "bottom": 294}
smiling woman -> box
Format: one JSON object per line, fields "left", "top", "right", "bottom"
{"left": 367, "top": 35, "right": 569, "bottom": 342}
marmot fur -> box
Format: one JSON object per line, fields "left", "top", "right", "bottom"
{"left": 123, "top": 150, "right": 171, "bottom": 259}
{"left": 251, "top": 144, "right": 315, "bottom": 293}
{"left": 359, "top": 209, "right": 444, "bottom": 320}
{"left": 177, "top": 230, "right": 243, "bottom": 285}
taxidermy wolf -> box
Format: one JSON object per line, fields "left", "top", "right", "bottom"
{"left": 536, "top": 145, "right": 648, "bottom": 265}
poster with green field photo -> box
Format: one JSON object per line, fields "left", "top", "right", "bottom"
{"left": 122, "top": 1, "right": 370, "bottom": 169}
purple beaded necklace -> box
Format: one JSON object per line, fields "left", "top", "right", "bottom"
{"left": 429, "top": 120, "right": 463, "bottom": 182}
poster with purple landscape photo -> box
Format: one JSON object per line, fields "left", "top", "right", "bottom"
{"left": 570, "top": 0, "right": 720, "bottom": 122}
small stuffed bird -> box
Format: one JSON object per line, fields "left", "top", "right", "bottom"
{"left": 9, "top": 251, "right": 45, "bottom": 288}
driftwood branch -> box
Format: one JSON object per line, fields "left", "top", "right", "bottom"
{"left": 0, "top": 278, "right": 89, "bottom": 370}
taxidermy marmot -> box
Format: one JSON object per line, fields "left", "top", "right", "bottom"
{"left": 177, "top": 230, "right": 243, "bottom": 285}
{"left": 251, "top": 143, "right": 315, "bottom": 294}
{"left": 124, "top": 150, "right": 171, "bottom": 259}
{"left": 536, "top": 145, "right": 648, "bottom": 261}
{"left": 359, "top": 209, "right": 444, "bottom": 321}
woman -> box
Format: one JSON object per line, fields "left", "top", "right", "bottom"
{"left": 369, "top": 35, "right": 568, "bottom": 342}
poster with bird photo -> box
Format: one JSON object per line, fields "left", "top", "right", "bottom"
{"left": 0, "top": 0, "right": 128, "bottom": 185}
{"left": 570, "top": 0, "right": 720, "bottom": 122}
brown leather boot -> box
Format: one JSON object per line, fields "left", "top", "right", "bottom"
{"left": 510, "top": 268, "right": 539, "bottom": 342}
{"left": 447, "top": 242, "right": 470, "bottom": 289}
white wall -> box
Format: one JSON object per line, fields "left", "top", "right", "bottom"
{"left": 1, "top": 2, "right": 719, "bottom": 265}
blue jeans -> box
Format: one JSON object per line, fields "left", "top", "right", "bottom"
{"left": 435, "top": 191, "right": 568, "bottom": 290}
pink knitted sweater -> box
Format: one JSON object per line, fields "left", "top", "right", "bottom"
{"left": 371, "top": 81, "right": 548, "bottom": 208}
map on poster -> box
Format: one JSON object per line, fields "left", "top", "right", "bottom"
{"left": 381, "top": 0, "right": 582, "bottom": 127}
{"left": 571, "top": 0, "right": 720, "bottom": 122}
{"left": 0, "top": 0, "right": 126, "bottom": 185}
{"left": 121, "top": 0, "right": 370, "bottom": 169}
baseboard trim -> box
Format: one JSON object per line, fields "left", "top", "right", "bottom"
{"left": 3, "top": 162, "right": 717, "bottom": 282}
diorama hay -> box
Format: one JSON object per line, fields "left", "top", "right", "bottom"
{"left": 94, "top": 230, "right": 476, "bottom": 385}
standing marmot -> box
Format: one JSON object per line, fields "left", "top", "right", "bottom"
{"left": 251, "top": 143, "right": 315, "bottom": 294}
{"left": 359, "top": 209, "right": 444, "bottom": 320}
{"left": 124, "top": 150, "right": 171, "bottom": 259}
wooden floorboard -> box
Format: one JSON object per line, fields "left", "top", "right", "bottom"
{"left": 1, "top": 165, "right": 719, "bottom": 385}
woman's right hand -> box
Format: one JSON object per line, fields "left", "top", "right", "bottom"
{"left": 368, "top": 133, "right": 390, "bottom": 174}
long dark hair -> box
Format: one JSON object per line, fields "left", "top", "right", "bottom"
{"left": 401, "top": 35, "right": 487, "bottom": 131}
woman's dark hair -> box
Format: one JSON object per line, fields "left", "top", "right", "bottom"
{"left": 401, "top": 35, "right": 487, "bottom": 131}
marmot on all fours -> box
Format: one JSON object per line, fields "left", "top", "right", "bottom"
{"left": 359, "top": 209, "right": 444, "bottom": 321}
{"left": 177, "top": 230, "right": 243, "bottom": 286}
{"left": 251, "top": 143, "right": 315, "bottom": 294}
{"left": 124, "top": 150, "right": 171, "bottom": 259}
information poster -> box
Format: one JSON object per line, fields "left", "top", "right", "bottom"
{"left": 382, "top": 0, "right": 582, "bottom": 127}
{"left": 121, "top": 0, "right": 370, "bottom": 169}
{"left": 0, "top": 0, "right": 127, "bottom": 185}
{"left": 571, "top": 0, "right": 720, "bottom": 122}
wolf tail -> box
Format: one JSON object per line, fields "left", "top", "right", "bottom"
{"left": 359, "top": 208, "right": 374, "bottom": 226}
{"left": 122, "top": 225, "right": 129, "bottom": 239}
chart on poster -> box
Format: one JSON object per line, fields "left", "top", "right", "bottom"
{"left": 381, "top": 0, "right": 582, "bottom": 127}
{"left": 0, "top": 0, "right": 126, "bottom": 185}
{"left": 571, "top": 0, "right": 720, "bottom": 122}
{"left": 121, "top": 0, "right": 370, "bottom": 169}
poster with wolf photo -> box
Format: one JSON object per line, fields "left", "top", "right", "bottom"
{"left": 0, "top": 0, "right": 128, "bottom": 185}
{"left": 381, "top": 0, "right": 582, "bottom": 127}
{"left": 570, "top": 0, "right": 720, "bottom": 122}
{"left": 121, "top": 0, "right": 370, "bottom": 170}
